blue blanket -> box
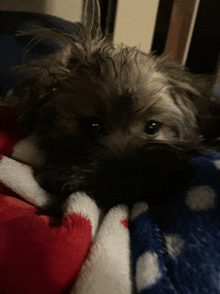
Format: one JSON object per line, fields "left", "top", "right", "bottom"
{"left": 131, "top": 150, "right": 220, "bottom": 293}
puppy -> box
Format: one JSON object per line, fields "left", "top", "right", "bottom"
{"left": 2, "top": 0, "right": 220, "bottom": 214}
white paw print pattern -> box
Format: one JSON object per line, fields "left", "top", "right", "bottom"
{"left": 185, "top": 185, "right": 216, "bottom": 211}
{"left": 135, "top": 251, "right": 162, "bottom": 292}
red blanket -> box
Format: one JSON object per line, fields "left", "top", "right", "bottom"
{"left": 0, "top": 106, "right": 131, "bottom": 294}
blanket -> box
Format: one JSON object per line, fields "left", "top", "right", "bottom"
{"left": 1, "top": 105, "right": 220, "bottom": 294}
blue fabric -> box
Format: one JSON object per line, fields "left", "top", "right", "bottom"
{"left": 131, "top": 150, "right": 220, "bottom": 293}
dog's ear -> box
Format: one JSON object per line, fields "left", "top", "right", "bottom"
{"left": 178, "top": 76, "right": 220, "bottom": 141}
{"left": 7, "top": 0, "right": 102, "bottom": 81}
{"left": 0, "top": 44, "right": 78, "bottom": 133}
{"left": 194, "top": 95, "right": 220, "bottom": 140}
{"left": 1, "top": 79, "right": 46, "bottom": 133}
{"left": 1, "top": 0, "right": 103, "bottom": 132}
{"left": 180, "top": 79, "right": 220, "bottom": 141}
{"left": 159, "top": 59, "right": 220, "bottom": 140}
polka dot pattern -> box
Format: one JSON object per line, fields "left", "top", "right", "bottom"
{"left": 213, "top": 160, "right": 220, "bottom": 170}
{"left": 136, "top": 252, "right": 162, "bottom": 291}
{"left": 185, "top": 186, "right": 216, "bottom": 210}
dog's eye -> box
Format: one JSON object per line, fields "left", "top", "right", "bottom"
{"left": 145, "top": 121, "right": 161, "bottom": 136}
{"left": 80, "top": 117, "right": 105, "bottom": 136}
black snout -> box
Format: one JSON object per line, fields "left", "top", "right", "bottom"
{"left": 90, "top": 143, "right": 197, "bottom": 209}
{"left": 37, "top": 142, "right": 198, "bottom": 215}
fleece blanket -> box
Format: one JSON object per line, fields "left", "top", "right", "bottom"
{"left": 1, "top": 105, "right": 220, "bottom": 294}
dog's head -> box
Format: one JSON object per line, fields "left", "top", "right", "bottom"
{"left": 2, "top": 0, "right": 220, "bottom": 210}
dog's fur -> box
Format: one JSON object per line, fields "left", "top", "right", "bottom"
{"left": 2, "top": 0, "right": 220, "bottom": 214}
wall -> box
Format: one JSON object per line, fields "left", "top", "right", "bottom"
{"left": 0, "top": 0, "right": 83, "bottom": 22}
{"left": 113, "top": 0, "right": 160, "bottom": 53}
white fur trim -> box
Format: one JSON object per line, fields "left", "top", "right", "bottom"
{"left": 0, "top": 155, "right": 52, "bottom": 208}
{"left": 62, "top": 192, "right": 100, "bottom": 238}
{"left": 72, "top": 205, "right": 131, "bottom": 294}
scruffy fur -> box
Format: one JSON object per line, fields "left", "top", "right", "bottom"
{"left": 3, "top": 0, "right": 220, "bottom": 214}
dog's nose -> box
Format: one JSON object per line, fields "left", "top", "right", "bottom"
{"left": 127, "top": 135, "right": 148, "bottom": 149}
{"left": 102, "top": 133, "right": 147, "bottom": 155}
{"left": 92, "top": 142, "right": 196, "bottom": 210}
{"left": 102, "top": 125, "right": 148, "bottom": 155}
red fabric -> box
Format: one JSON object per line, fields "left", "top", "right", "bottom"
{"left": 0, "top": 107, "right": 93, "bottom": 294}
{"left": 0, "top": 106, "right": 25, "bottom": 141}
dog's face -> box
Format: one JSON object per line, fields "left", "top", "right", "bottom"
{"left": 37, "top": 47, "right": 198, "bottom": 151}
{"left": 3, "top": 1, "right": 220, "bottom": 211}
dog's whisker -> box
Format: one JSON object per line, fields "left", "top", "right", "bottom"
{"left": 21, "top": 36, "right": 44, "bottom": 62}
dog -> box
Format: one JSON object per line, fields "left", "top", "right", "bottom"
{"left": 2, "top": 0, "right": 220, "bottom": 215}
